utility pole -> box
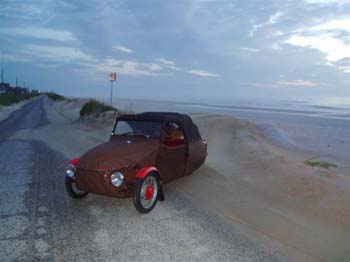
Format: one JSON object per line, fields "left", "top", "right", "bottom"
{"left": 110, "top": 80, "right": 113, "bottom": 105}
{"left": 16, "top": 77, "right": 18, "bottom": 87}
{"left": 1, "top": 51, "right": 4, "bottom": 84}
{"left": 108, "top": 72, "right": 117, "bottom": 106}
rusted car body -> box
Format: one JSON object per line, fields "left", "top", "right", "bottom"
{"left": 65, "top": 112, "right": 207, "bottom": 213}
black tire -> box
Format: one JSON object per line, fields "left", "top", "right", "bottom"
{"left": 65, "top": 176, "right": 89, "bottom": 199}
{"left": 133, "top": 172, "right": 160, "bottom": 213}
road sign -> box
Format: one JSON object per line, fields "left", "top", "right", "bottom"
{"left": 109, "top": 72, "right": 116, "bottom": 81}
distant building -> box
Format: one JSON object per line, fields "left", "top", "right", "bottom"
{"left": 0, "top": 83, "right": 12, "bottom": 94}
{"left": 12, "top": 87, "right": 28, "bottom": 95}
{"left": 31, "top": 89, "right": 40, "bottom": 95}
{"left": 0, "top": 83, "right": 29, "bottom": 95}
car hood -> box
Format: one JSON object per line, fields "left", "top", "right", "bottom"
{"left": 77, "top": 136, "right": 160, "bottom": 171}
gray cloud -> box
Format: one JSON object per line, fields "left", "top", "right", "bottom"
{"left": 0, "top": 27, "right": 76, "bottom": 41}
{"left": 0, "top": 0, "right": 349, "bottom": 105}
{"left": 249, "top": 12, "right": 284, "bottom": 37}
{"left": 113, "top": 45, "right": 134, "bottom": 54}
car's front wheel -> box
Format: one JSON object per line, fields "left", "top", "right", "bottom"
{"left": 65, "top": 176, "right": 89, "bottom": 199}
{"left": 133, "top": 172, "right": 160, "bottom": 213}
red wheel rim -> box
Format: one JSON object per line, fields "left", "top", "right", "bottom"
{"left": 140, "top": 176, "right": 158, "bottom": 209}
{"left": 145, "top": 185, "right": 154, "bottom": 200}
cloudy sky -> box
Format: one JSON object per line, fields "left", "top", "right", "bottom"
{"left": 1, "top": 0, "right": 349, "bottom": 106}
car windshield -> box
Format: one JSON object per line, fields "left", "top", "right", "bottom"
{"left": 113, "top": 120, "right": 162, "bottom": 138}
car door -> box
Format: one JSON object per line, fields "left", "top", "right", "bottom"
{"left": 185, "top": 139, "right": 207, "bottom": 175}
{"left": 156, "top": 122, "right": 187, "bottom": 183}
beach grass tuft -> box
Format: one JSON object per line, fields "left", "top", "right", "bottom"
{"left": 0, "top": 93, "right": 38, "bottom": 106}
{"left": 47, "top": 92, "right": 66, "bottom": 101}
{"left": 80, "top": 99, "right": 117, "bottom": 117}
{"left": 304, "top": 160, "right": 337, "bottom": 169}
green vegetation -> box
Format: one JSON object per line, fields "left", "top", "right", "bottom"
{"left": 305, "top": 159, "right": 337, "bottom": 169}
{"left": 0, "top": 93, "right": 38, "bottom": 106}
{"left": 80, "top": 99, "right": 117, "bottom": 117}
{"left": 47, "top": 92, "right": 66, "bottom": 101}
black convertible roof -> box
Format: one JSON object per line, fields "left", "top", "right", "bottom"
{"left": 117, "top": 112, "right": 202, "bottom": 142}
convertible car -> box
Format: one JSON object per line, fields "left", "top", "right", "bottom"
{"left": 65, "top": 112, "right": 207, "bottom": 213}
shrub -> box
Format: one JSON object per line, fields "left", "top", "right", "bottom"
{"left": 0, "top": 94, "right": 20, "bottom": 106}
{"left": 304, "top": 160, "right": 337, "bottom": 169}
{"left": 0, "top": 93, "right": 38, "bottom": 106}
{"left": 47, "top": 92, "right": 66, "bottom": 101}
{"left": 80, "top": 99, "right": 117, "bottom": 117}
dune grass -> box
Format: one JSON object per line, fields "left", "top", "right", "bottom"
{"left": 80, "top": 99, "right": 117, "bottom": 117}
{"left": 305, "top": 159, "right": 337, "bottom": 169}
{"left": 0, "top": 93, "right": 38, "bottom": 106}
{"left": 47, "top": 92, "right": 66, "bottom": 101}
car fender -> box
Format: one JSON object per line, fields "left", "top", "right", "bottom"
{"left": 69, "top": 157, "right": 80, "bottom": 166}
{"left": 135, "top": 166, "right": 160, "bottom": 179}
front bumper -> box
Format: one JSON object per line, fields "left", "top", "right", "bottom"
{"left": 75, "top": 168, "right": 132, "bottom": 198}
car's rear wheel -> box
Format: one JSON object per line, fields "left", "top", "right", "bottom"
{"left": 133, "top": 172, "right": 159, "bottom": 213}
{"left": 65, "top": 176, "right": 89, "bottom": 199}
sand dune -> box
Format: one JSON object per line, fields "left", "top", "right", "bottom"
{"left": 10, "top": 98, "right": 350, "bottom": 261}
{"left": 180, "top": 114, "right": 350, "bottom": 261}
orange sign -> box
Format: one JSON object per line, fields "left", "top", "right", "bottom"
{"left": 109, "top": 72, "right": 116, "bottom": 81}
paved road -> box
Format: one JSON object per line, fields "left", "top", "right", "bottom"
{"left": 0, "top": 97, "right": 290, "bottom": 261}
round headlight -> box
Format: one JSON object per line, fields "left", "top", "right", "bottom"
{"left": 66, "top": 164, "right": 76, "bottom": 178}
{"left": 111, "top": 172, "right": 124, "bottom": 187}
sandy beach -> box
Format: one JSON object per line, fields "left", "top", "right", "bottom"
{"left": 4, "top": 96, "right": 348, "bottom": 261}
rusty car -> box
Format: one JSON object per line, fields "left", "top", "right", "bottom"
{"left": 65, "top": 112, "right": 207, "bottom": 213}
